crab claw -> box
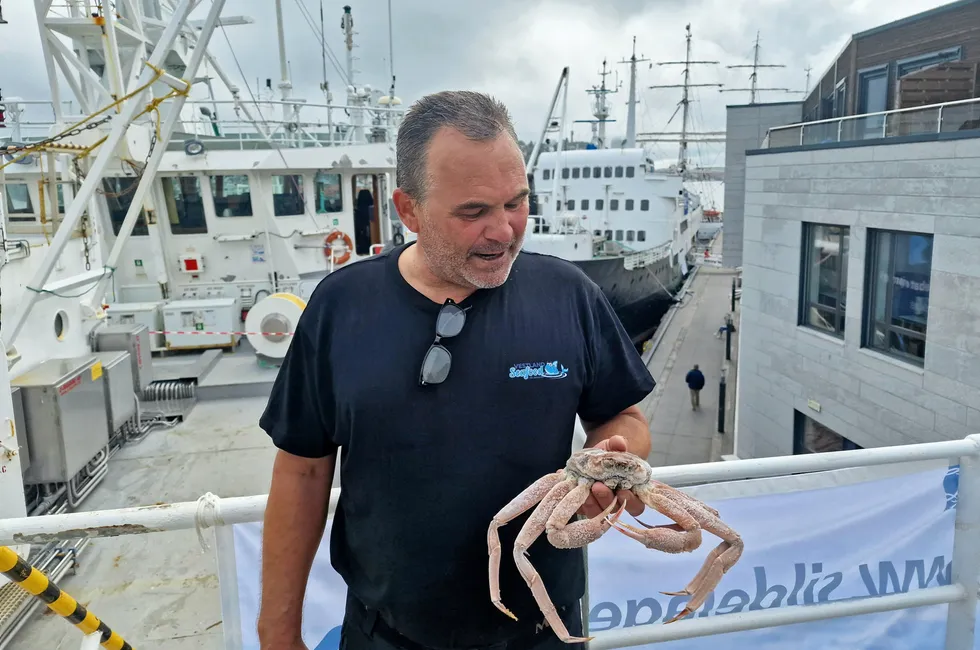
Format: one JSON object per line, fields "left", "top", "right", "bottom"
{"left": 664, "top": 607, "right": 694, "bottom": 624}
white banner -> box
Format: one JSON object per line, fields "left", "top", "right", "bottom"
{"left": 223, "top": 461, "right": 968, "bottom": 650}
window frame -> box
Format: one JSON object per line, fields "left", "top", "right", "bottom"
{"left": 799, "top": 222, "right": 849, "bottom": 339}
{"left": 793, "top": 411, "right": 862, "bottom": 455}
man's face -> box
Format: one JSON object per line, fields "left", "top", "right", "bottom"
{"left": 397, "top": 127, "right": 530, "bottom": 290}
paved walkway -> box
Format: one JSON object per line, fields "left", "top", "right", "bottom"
{"left": 638, "top": 234, "right": 738, "bottom": 467}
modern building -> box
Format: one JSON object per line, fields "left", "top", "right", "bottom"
{"left": 727, "top": 0, "right": 980, "bottom": 459}
{"left": 723, "top": 0, "right": 980, "bottom": 270}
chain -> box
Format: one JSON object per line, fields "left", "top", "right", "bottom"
{"left": 2, "top": 116, "right": 112, "bottom": 155}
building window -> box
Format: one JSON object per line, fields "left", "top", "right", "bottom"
{"left": 562, "top": 168, "right": 570, "bottom": 179}
{"left": 102, "top": 177, "right": 148, "bottom": 236}
{"left": 604, "top": 166, "right": 612, "bottom": 178}
{"left": 637, "top": 230, "right": 646, "bottom": 242}
{"left": 543, "top": 169, "right": 551, "bottom": 180}
{"left": 593, "top": 166, "right": 601, "bottom": 178}
{"left": 794, "top": 411, "right": 862, "bottom": 454}
{"left": 896, "top": 47, "right": 962, "bottom": 78}
{"left": 625, "top": 166, "right": 635, "bottom": 178}
{"left": 5, "top": 183, "right": 34, "bottom": 222}
{"left": 211, "top": 174, "right": 252, "bottom": 217}
{"left": 581, "top": 199, "right": 589, "bottom": 210}
{"left": 615, "top": 229, "right": 623, "bottom": 241}
{"left": 625, "top": 199, "right": 634, "bottom": 211}
{"left": 314, "top": 171, "right": 343, "bottom": 213}
{"left": 610, "top": 199, "right": 619, "bottom": 211}
{"left": 626, "top": 230, "right": 634, "bottom": 242}
{"left": 595, "top": 199, "right": 604, "bottom": 210}
{"left": 640, "top": 199, "right": 650, "bottom": 211}
{"left": 604, "top": 230, "right": 612, "bottom": 241}
{"left": 800, "top": 223, "right": 849, "bottom": 337}
{"left": 162, "top": 176, "right": 207, "bottom": 235}
{"left": 572, "top": 167, "right": 580, "bottom": 179}
{"left": 615, "top": 166, "right": 624, "bottom": 178}
{"left": 864, "top": 229, "right": 932, "bottom": 365}
{"left": 272, "top": 174, "right": 305, "bottom": 217}
{"left": 567, "top": 200, "right": 575, "bottom": 210}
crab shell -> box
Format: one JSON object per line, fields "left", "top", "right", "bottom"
{"left": 564, "top": 448, "right": 653, "bottom": 491}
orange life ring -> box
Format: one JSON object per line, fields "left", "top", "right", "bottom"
{"left": 324, "top": 230, "right": 353, "bottom": 265}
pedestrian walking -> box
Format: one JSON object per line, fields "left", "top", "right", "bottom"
{"left": 685, "top": 364, "right": 706, "bottom": 410}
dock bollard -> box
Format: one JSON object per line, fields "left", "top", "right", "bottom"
{"left": 718, "top": 375, "right": 726, "bottom": 434}
{"left": 0, "top": 545, "right": 134, "bottom": 650}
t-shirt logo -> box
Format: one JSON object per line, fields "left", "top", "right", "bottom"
{"left": 508, "top": 360, "right": 569, "bottom": 380}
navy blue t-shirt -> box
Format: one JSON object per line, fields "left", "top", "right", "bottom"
{"left": 259, "top": 242, "right": 656, "bottom": 648}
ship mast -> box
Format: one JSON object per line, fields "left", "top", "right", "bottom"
{"left": 582, "top": 60, "right": 618, "bottom": 149}
{"left": 720, "top": 31, "right": 790, "bottom": 104}
{"left": 641, "top": 24, "right": 724, "bottom": 174}
{"left": 619, "top": 37, "right": 650, "bottom": 149}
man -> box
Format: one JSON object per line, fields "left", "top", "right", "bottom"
{"left": 685, "top": 364, "right": 706, "bottom": 411}
{"left": 257, "top": 90, "right": 656, "bottom": 650}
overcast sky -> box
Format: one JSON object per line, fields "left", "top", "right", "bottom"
{"left": 0, "top": 0, "right": 955, "bottom": 167}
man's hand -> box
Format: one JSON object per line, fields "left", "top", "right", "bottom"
{"left": 576, "top": 434, "right": 645, "bottom": 519}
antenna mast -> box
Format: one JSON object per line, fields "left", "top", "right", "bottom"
{"left": 721, "top": 31, "right": 790, "bottom": 104}
{"left": 582, "top": 59, "right": 619, "bottom": 149}
{"left": 619, "top": 36, "right": 650, "bottom": 148}
{"left": 642, "top": 24, "right": 724, "bottom": 174}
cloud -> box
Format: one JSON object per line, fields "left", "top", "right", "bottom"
{"left": 0, "top": 0, "right": 957, "bottom": 167}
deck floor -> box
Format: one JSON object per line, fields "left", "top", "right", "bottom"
{"left": 639, "top": 232, "right": 736, "bottom": 467}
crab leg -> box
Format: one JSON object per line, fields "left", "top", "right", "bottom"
{"left": 546, "top": 482, "right": 627, "bottom": 549}
{"left": 488, "top": 471, "right": 569, "bottom": 621}
{"left": 511, "top": 479, "right": 593, "bottom": 644}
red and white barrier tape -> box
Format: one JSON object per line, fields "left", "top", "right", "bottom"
{"left": 149, "top": 330, "right": 294, "bottom": 336}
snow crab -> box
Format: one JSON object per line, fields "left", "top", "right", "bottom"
{"left": 487, "top": 448, "right": 743, "bottom": 643}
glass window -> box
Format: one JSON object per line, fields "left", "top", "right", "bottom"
{"left": 572, "top": 167, "right": 580, "bottom": 179}
{"left": 640, "top": 199, "right": 650, "bottom": 211}
{"left": 864, "top": 229, "right": 932, "bottom": 365}
{"left": 625, "top": 199, "right": 634, "bottom": 211}
{"left": 567, "top": 200, "right": 575, "bottom": 210}
{"left": 581, "top": 199, "right": 589, "bottom": 210}
{"left": 603, "top": 166, "right": 612, "bottom": 178}
{"left": 163, "top": 176, "right": 207, "bottom": 235}
{"left": 562, "top": 168, "right": 570, "bottom": 179}
{"left": 626, "top": 166, "right": 635, "bottom": 178}
{"left": 543, "top": 169, "right": 551, "bottom": 180}
{"left": 615, "top": 229, "right": 623, "bottom": 241}
{"left": 800, "top": 223, "right": 849, "bottom": 337}
{"left": 610, "top": 199, "right": 619, "bottom": 211}
{"left": 594, "top": 230, "right": 601, "bottom": 237}
{"left": 5, "top": 183, "right": 34, "bottom": 222}
{"left": 593, "top": 166, "right": 601, "bottom": 178}
{"left": 211, "top": 174, "right": 252, "bottom": 217}
{"left": 272, "top": 174, "right": 304, "bottom": 217}
{"left": 604, "top": 230, "right": 612, "bottom": 241}
{"left": 626, "top": 230, "right": 635, "bottom": 242}
{"left": 680, "top": 219, "right": 688, "bottom": 233}
{"left": 794, "top": 411, "right": 862, "bottom": 454}
{"left": 102, "top": 177, "right": 148, "bottom": 236}
{"left": 615, "top": 166, "right": 624, "bottom": 178}
{"left": 583, "top": 167, "right": 591, "bottom": 179}
{"left": 595, "top": 199, "right": 604, "bottom": 210}
{"left": 637, "top": 230, "right": 646, "bottom": 242}
{"left": 314, "top": 171, "right": 343, "bottom": 213}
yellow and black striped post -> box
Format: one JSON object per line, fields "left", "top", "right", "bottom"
{"left": 0, "top": 545, "right": 134, "bottom": 650}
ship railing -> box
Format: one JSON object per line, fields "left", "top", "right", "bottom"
{"left": 6, "top": 436, "right": 979, "bottom": 649}
{"left": 623, "top": 242, "right": 672, "bottom": 270}
{"left": 762, "top": 96, "right": 980, "bottom": 149}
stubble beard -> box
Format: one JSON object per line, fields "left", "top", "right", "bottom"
{"left": 417, "top": 221, "right": 524, "bottom": 291}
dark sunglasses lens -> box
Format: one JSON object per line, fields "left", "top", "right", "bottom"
{"left": 421, "top": 345, "right": 452, "bottom": 384}
{"left": 436, "top": 304, "right": 466, "bottom": 338}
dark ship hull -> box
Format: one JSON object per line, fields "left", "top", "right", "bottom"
{"left": 573, "top": 255, "right": 685, "bottom": 345}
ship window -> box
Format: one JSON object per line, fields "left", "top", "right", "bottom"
{"left": 102, "top": 177, "right": 149, "bottom": 236}
{"left": 562, "top": 168, "right": 570, "bottom": 179}
{"left": 680, "top": 219, "right": 688, "bottom": 232}
{"left": 595, "top": 199, "right": 604, "bottom": 210}
{"left": 625, "top": 199, "right": 634, "bottom": 211}
{"left": 594, "top": 230, "right": 601, "bottom": 237}
{"left": 615, "top": 166, "right": 624, "bottom": 178}
{"left": 610, "top": 199, "right": 619, "bottom": 211}
{"left": 273, "top": 174, "right": 305, "bottom": 217}
{"left": 604, "top": 166, "right": 612, "bottom": 178}
{"left": 638, "top": 230, "right": 646, "bottom": 242}
{"left": 567, "top": 200, "right": 575, "bottom": 210}
{"left": 593, "top": 166, "right": 601, "bottom": 177}
{"left": 572, "top": 167, "right": 580, "bottom": 179}
{"left": 543, "top": 169, "right": 551, "bottom": 180}
{"left": 604, "top": 230, "right": 612, "bottom": 240}
{"left": 4, "top": 183, "right": 34, "bottom": 222}
{"left": 794, "top": 411, "right": 862, "bottom": 455}
{"left": 211, "top": 174, "right": 252, "bottom": 217}
{"left": 163, "top": 175, "right": 207, "bottom": 235}
{"left": 581, "top": 199, "right": 589, "bottom": 210}
{"left": 583, "top": 167, "right": 591, "bottom": 178}
{"left": 615, "top": 229, "right": 624, "bottom": 241}
{"left": 626, "top": 230, "right": 635, "bottom": 242}
{"left": 800, "top": 223, "right": 849, "bottom": 339}
{"left": 314, "top": 171, "right": 343, "bottom": 213}
{"left": 626, "top": 166, "right": 635, "bottom": 178}
{"left": 641, "top": 199, "right": 650, "bottom": 211}
{"left": 863, "top": 228, "right": 932, "bottom": 365}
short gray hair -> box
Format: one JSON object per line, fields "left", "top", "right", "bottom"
{"left": 396, "top": 90, "right": 519, "bottom": 201}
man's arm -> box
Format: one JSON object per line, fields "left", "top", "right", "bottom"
{"left": 257, "top": 450, "right": 335, "bottom": 647}
{"left": 582, "top": 404, "right": 651, "bottom": 458}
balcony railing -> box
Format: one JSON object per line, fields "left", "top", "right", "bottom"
{"left": 762, "top": 97, "right": 980, "bottom": 149}
{"left": 2, "top": 435, "right": 980, "bottom": 649}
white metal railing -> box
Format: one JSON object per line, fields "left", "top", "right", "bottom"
{"left": 762, "top": 96, "right": 980, "bottom": 149}
{"left": 2, "top": 436, "right": 980, "bottom": 650}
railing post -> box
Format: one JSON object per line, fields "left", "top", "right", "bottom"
{"left": 837, "top": 119, "right": 843, "bottom": 142}
{"left": 938, "top": 105, "right": 944, "bottom": 133}
{"left": 717, "top": 374, "right": 726, "bottom": 434}
{"left": 944, "top": 434, "right": 980, "bottom": 650}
